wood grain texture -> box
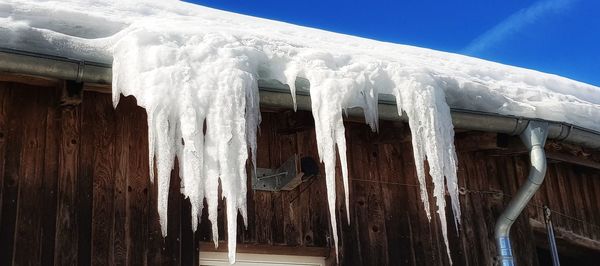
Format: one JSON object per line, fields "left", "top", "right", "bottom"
{"left": 0, "top": 83, "right": 20, "bottom": 264}
{"left": 54, "top": 93, "right": 81, "bottom": 265}
{"left": 163, "top": 162, "right": 181, "bottom": 266}
{"left": 122, "top": 96, "right": 150, "bottom": 265}
{"left": 12, "top": 86, "right": 48, "bottom": 265}
{"left": 40, "top": 86, "right": 59, "bottom": 266}
{"left": 112, "top": 96, "right": 131, "bottom": 266}
{"left": 82, "top": 92, "right": 117, "bottom": 266}
{"left": 0, "top": 83, "right": 599, "bottom": 265}
{"left": 0, "top": 83, "right": 10, "bottom": 258}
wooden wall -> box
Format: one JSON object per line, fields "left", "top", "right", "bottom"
{"left": 0, "top": 80, "right": 599, "bottom": 265}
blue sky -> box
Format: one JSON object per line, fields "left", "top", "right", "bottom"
{"left": 187, "top": 0, "right": 599, "bottom": 86}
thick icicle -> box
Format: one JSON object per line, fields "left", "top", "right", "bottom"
{"left": 294, "top": 60, "right": 382, "bottom": 260}
{"left": 389, "top": 72, "right": 461, "bottom": 263}
{"left": 18, "top": 1, "right": 600, "bottom": 265}
{"left": 112, "top": 24, "right": 261, "bottom": 264}
{"left": 306, "top": 79, "right": 347, "bottom": 262}
{"left": 111, "top": 18, "right": 460, "bottom": 265}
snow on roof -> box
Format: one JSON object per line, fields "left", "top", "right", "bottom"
{"left": 2, "top": 0, "right": 599, "bottom": 132}
{"left": 2, "top": 0, "right": 599, "bottom": 264}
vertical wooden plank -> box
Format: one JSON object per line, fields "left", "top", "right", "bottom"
{"left": 0, "top": 84, "right": 9, "bottom": 226}
{"left": 77, "top": 93, "right": 93, "bottom": 266}
{"left": 459, "top": 153, "right": 481, "bottom": 266}
{"left": 280, "top": 120, "right": 301, "bottom": 248}
{"left": 550, "top": 164, "right": 569, "bottom": 231}
{"left": 348, "top": 127, "right": 388, "bottom": 265}
{"left": 163, "top": 164, "right": 181, "bottom": 266}
{"left": 54, "top": 86, "right": 81, "bottom": 265}
{"left": 9, "top": 86, "right": 47, "bottom": 264}
{"left": 477, "top": 153, "right": 496, "bottom": 265}
{"left": 253, "top": 195, "right": 275, "bottom": 244}
{"left": 366, "top": 142, "right": 389, "bottom": 265}
{"left": 590, "top": 172, "right": 600, "bottom": 240}
{"left": 269, "top": 113, "right": 285, "bottom": 245}
{"left": 543, "top": 163, "right": 561, "bottom": 226}
{"left": 293, "top": 124, "right": 313, "bottom": 248}
{"left": 254, "top": 113, "right": 273, "bottom": 244}
{"left": 400, "top": 142, "right": 429, "bottom": 266}
{"left": 181, "top": 196, "right": 194, "bottom": 266}
{"left": 421, "top": 178, "right": 437, "bottom": 265}
{"left": 279, "top": 112, "right": 303, "bottom": 247}
{"left": 242, "top": 163, "right": 257, "bottom": 244}
{"left": 0, "top": 83, "right": 17, "bottom": 265}
{"left": 336, "top": 125, "right": 362, "bottom": 265}
{"left": 297, "top": 123, "right": 330, "bottom": 249}
{"left": 217, "top": 191, "right": 226, "bottom": 243}
{"left": 580, "top": 171, "right": 599, "bottom": 240}
{"left": 147, "top": 172, "right": 164, "bottom": 265}
{"left": 480, "top": 153, "right": 499, "bottom": 265}
{"left": 566, "top": 166, "right": 587, "bottom": 236}
{"left": 82, "top": 92, "right": 116, "bottom": 265}
{"left": 482, "top": 155, "right": 503, "bottom": 261}
{"left": 418, "top": 154, "right": 444, "bottom": 266}
{"left": 280, "top": 187, "right": 301, "bottom": 247}
{"left": 376, "top": 139, "right": 408, "bottom": 265}
{"left": 41, "top": 87, "right": 60, "bottom": 266}
{"left": 88, "top": 93, "right": 117, "bottom": 265}
{"left": 112, "top": 98, "right": 131, "bottom": 266}
{"left": 0, "top": 84, "right": 20, "bottom": 264}
{"left": 124, "top": 99, "right": 150, "bottom": 265}
{"left": 456, "top": 152, "right": 475, "bottom": 266}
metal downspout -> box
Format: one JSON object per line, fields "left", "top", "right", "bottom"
{"left": 495, "top": 121, "right": 549, "bottom": 266}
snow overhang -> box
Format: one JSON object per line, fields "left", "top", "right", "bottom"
{"left": 1, "top": 47, "right": 599, "bottom": 150}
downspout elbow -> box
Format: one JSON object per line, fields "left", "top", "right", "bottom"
{"left": 527, "top": 146, "right": 547, "bottom": 185}
{"left": 494, "top": 121, "right": 548, "bottom": 266}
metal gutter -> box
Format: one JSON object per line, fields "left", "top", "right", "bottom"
{"left": 0, "top": 48, "right": 111, "bottom": 84}
{"left": 1, "top": 48, "right": 600, "bottom": 150}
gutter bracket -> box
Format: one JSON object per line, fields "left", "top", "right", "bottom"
{"left": 555, "top": 124, "right": 573, "bottom": 141}
{"left": 510, "top": 118, "right": 528, "bottom": 135}
{"left": 495, "top": 121, "right": 549, "bottom": 266}
{"left": 76, "top": 60, "right": 85, "bottom": 83}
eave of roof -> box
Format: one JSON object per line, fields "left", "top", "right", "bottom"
{"left": 1, "top": 47, "right": 599, "bottom": 150}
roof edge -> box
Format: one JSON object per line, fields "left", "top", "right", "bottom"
{"left": 1, "top": 48, "right": 599, "bottom": 150}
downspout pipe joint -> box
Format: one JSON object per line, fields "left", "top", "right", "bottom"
{"left": 495, "top": 121, "right": 549, "bottom": 266}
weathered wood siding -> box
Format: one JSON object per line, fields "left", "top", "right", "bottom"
{"left": 0, "top": 81, "right": 599, "bottom": 265}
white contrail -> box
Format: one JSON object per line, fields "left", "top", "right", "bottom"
{"left": 464, "top": 0, "right": 577, "bottom": 55}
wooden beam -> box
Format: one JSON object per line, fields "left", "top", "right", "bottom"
{"left": 478, "top": 136, "right": 600, "bottom": 170}
{"left": 546, "top": 151, "right": 600, "bottom": 171}
{"left": 83, "top": 83, "right": 111, "bottom": 94}
{"left": 454, "top": 132, "right": 501, "bottom": 152}
{"left": 198, "top": 242, "right": 330, "bottom": 257}
{"left": 0, "top": 72, "right": 59, "bottom": 87}
{"left": 530, "top": 218, "right": 600, "bottom": 252}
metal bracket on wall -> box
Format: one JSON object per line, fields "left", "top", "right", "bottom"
{"left": 252, "top": 155, "right": 319, "bottom": 192}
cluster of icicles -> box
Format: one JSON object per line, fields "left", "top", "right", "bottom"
{"left": 112, "top": 22, "right": 460, "bottom": 264}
